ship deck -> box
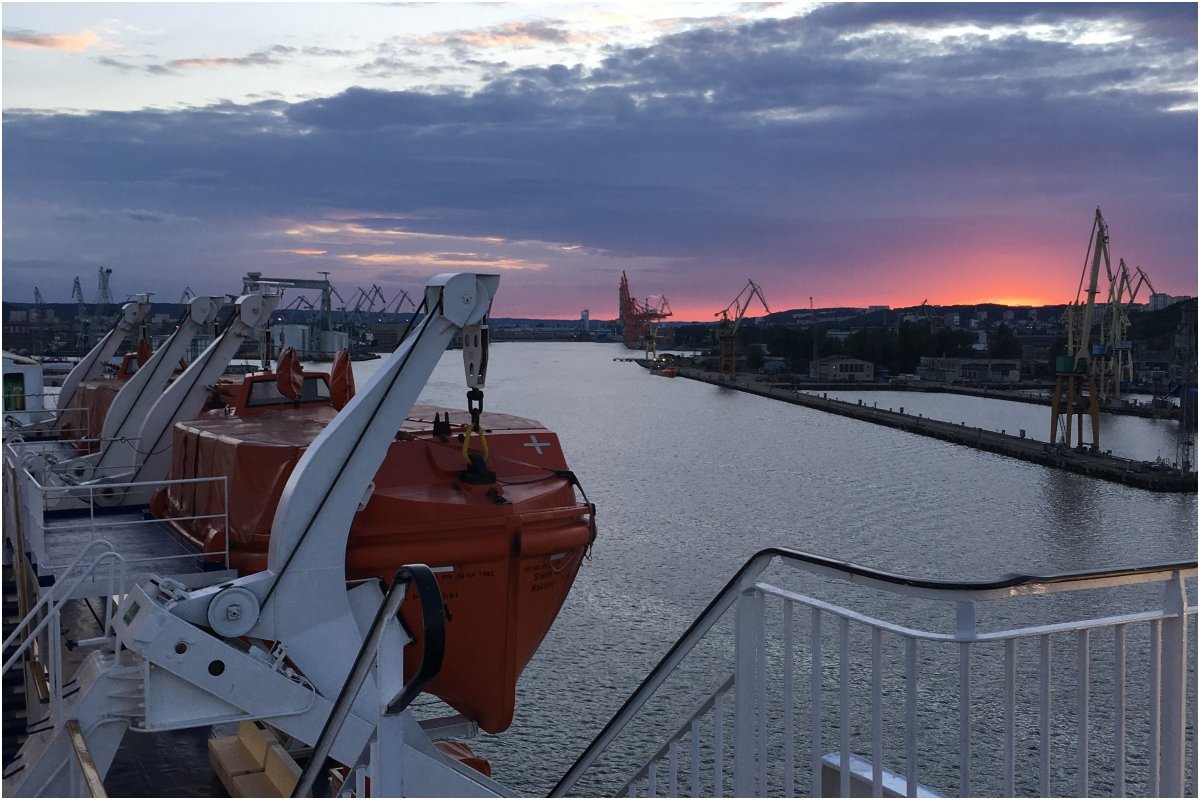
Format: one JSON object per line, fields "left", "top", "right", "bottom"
{"left": 33, "top": 507, "right": 236, "bottom": 599}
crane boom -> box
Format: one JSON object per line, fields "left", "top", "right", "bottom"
{"left": 715, "top": 279, "right": 771, "bottom": 332}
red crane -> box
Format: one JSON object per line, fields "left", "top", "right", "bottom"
{"left": 618, "top": 272, "right": 671, "bottom": 353}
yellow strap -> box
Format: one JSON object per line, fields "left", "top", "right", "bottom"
{"left": 461, "top": 423, "right": 490, "bottom": 463}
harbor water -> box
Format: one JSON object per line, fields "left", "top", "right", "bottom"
{"left": 393, "top": 343, "right": 1196, "bottom": 794}
{"left": 98, "top": 342, "right": 1195, "bottom": 795}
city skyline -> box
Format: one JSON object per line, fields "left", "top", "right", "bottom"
{"left": 3, "top": 3, "right": 1196, "bottom": 320}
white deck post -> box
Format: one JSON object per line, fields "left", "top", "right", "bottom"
{"left": 1158, "top": 571, "right": 1187, "bottom": 797}
{"left": 733, "top": 587, "right": 763, "bottom": 797}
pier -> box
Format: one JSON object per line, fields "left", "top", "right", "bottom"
{"left": 663, "top": 366, "right": 1196, "bottom": 493}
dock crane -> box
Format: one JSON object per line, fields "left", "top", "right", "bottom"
{"left": 1097, "top": 260, "right": 1156, "bottom": 400}
{"left": 1051, "top": 208, "right": 1107, "bottom": 450}
{"left": 617, "top": 272, "right": 672, "bottom": 358}
{"left": 715, "top": 279, "right": 770, "bottom": 375}
{"left": 32, "top": 287, "right": 46, "bottom": 323}
{"left": 71, "top": 276, "right": 90, "bottom": 349}
{"left": 388, "top": 289, "right": 416, "bottom": 319}
{"left": 94, "top": 266, "right": 114, "bottom": 306}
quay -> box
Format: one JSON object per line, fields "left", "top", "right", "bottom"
{"left": 661, "top": 365, "right": 1196, "bottom": 493}
{"left": 670, "top": 375, "right": 1175, "bottom": 419}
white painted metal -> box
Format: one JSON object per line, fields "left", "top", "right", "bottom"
{"left": 839, "top": 616, "right": 850, "bottom": 798}
{"left": 906, "top": 637, "right": 918, "bottom": 798}
{"left": 810, "top": 607, "right": 823, "bottom": 799}
{"left": 1149, "top": 621, "right": 1160, "bottom": 798}
{"left": 782, "top": 602, "right": 795, "bottom": 798}
{"left": 734, "top": 588, "right": 761, "bottom": 797}
{"left": 552, "top": 551, "right": 1196, "bottom": 799}
{"left": 47, "top": 296, "right": 221, "bottom": 486}
{"left": 1158, "top": 573, "right": 1187, "bottom": 797}
{"left": 1078, "top": 628, "right": 1090, "bottom": 797}
{"left": 1114, "top": 623, "right": 1127, "bottom": 797}
{"left": 871, "top": 627, "right": 883, "bottom": 798}
{"left": 1040, "top": 634, "right": 1051, "bottom": 796}
{"left": 1002, "top": 638, "right": 1016, "bottom": 797}
{"left": 55, "top": 297, "right": 151, "bottom": 432}
{"left": 128, "top": 291, "right": 280, "bottom": 490}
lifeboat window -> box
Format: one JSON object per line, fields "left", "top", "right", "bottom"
{"left": 3, "top": 374, "right": 26, "bottom": 412}
{"left": 246, "top": 376, "right": 332, "bottom": 407}
{"left": 305, "top": 377, "right": 332, "bottom": 401}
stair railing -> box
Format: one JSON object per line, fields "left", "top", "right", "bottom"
{"left": 2, "top": 539, "right": 128, "bottom": 736}
{"left": 552, "top": 548, "right": 1196, "bottom": 798}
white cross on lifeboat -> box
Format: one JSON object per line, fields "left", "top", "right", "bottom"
{"left": 523, "top": 434, "right": 551, "bottom": 455}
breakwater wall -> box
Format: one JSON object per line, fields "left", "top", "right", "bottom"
{"left": 669, "top": 367, "right": 1196, "bottom": 493}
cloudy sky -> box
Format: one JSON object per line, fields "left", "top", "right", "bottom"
{"left": 3, "top": 2, "right": 1196, "bottom": 320}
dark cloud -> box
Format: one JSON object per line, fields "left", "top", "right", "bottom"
{"left": 3, "top": 5, "right": 1196, "bottom": 310}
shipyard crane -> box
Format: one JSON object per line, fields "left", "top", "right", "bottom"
{"left": 71, "top": 276, "right": 91, "bottom": 349}
{"left": 71, "top": 277, "right": 86, "bottom": 309}
{"left": 388, "top": 289, "right": 416, "bottom": 318}
{"left": 32, "top": 287, "right": 47, "bottom": 323}
{"left": 1051, "top": 207, "right": 1107, "bottom": 449}
{"left": 714, "top": 279, "right": 770, "bottom": 375}
{"left": 94, "top": 266, "right": 114, "bottom": 305}
{"left": 618, "top": 272, "right": 672, "bottom": 357}
{"left": 1097, "top": 260, "right": 1157, "bottom": 400}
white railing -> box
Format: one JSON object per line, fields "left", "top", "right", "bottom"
{"left": 553, "top": 549, "right": 1196, "bottom": 798}
{"left": 3, "top": 439, "right": 232, "bottom": 591}
{"left": 1, "top": 539, "right": 128, "bottom": 738}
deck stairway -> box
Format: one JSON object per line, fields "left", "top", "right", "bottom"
{"left": 2, "top": 565, "right": 28, "bottom": 769}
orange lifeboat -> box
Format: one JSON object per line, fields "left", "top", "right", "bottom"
{"left": 151, "top": 364, "right": 595, "bottom": 734}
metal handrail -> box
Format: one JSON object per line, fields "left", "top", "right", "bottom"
{"left": 551, "top": 547, "right": 1197, "bottom": 797}
{"left": 2, "top": 540, "right": 127, "bottom": 672}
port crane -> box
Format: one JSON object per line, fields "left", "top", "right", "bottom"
{"left": 618, "top": 272, "right": 672, "bottom": 358}
{"left": 1051, "top": 208, "right": 1107, "bottom": 450}
{"left": 1097, "top": 260, "right": 1155, "bottom": 400}
{"left": 715, "top": 279, "right": 770, "bottom": 375}
{"left": 94, "top": 266, "right": 114, "bottom": 306}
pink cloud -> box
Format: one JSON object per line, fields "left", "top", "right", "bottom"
{"left": 3, "top": 29, "right": 100, "bottom": 52}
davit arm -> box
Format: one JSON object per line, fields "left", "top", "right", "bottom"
{"left": 55, "top": 297, "right": 151, "bottom": 431}
{"left": 129, "top": 291, "right": 280, "bottom": 485}
{"left": 48, "top": 297, "right": 223, "bottom": 486}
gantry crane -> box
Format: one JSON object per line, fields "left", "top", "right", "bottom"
{"left": 1051, "top": 208, "right": 1107, "bottom": 449}
{"left": 715, "top": 279, "right": 770, "bottom": 375}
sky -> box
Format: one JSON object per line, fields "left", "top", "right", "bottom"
{"left": 2, "top": 2, "right": 1197, "bottom": 321}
